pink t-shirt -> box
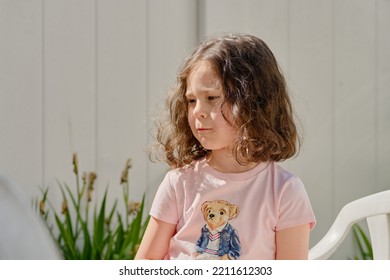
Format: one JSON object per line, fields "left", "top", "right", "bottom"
{"left": 150, "top": 158, "right": 316, "bottom": 260}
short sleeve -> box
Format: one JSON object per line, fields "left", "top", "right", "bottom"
{"left": 275, "top": 177, "right": 316, "bottom": 231}
{"left": 149, "top": 171, "right": 179, "bottom": 225}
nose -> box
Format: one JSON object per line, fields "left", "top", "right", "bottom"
{"left": 193, "top": 100, "right": 208, "bottom": 119}
{"left": 209, "top": 214, "right": 214, "bottom": 219}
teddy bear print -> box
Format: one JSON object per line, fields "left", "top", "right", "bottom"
{"left": 193, "top": 200, "right": 241, "bottom": 260}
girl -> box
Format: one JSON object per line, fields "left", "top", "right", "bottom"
{"left": 135, "top": 33, "right": 316, "bottom": 260}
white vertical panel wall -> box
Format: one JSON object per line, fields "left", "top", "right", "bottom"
{"left": 200, "top": 0, "right": 289, "bottom": 76}
{"left": 147, "top": 0, "right": 198, "bottom": 204}
{"left": 0, "top": 0, "right": 43, "bottom": 195}
{"left": 44, "top": 0, "right": 96, "bottom": 196}
{"left": 287, "top": 0, "right": 334, "bottom": 254}
{"left": 377, "top": 0, "right": 390, "bottom": 191}
{"left": 96, "top": 0, "right": 148, "bottom": 208}
{"left": 333, "top": 0, "right": 377, "bottom": 209}
{"left": 0, "top": 0, "right": 389, "bottom": 259}
{"left": 332, "top": 0, "right": 377, "bottom": 258}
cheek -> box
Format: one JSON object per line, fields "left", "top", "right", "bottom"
{"left": 187, "top": 112, "right": 196, "bottom": 130}
{"left": 221, "top": 103, "right": 236, "bottom": 123}
{"left": 187, "top": 108, "right": 193, "bottom": 121}
{"left": 216, "top": 117, "right": 238, "bottom": 137}
{"left": 215, "top": 106, "right": 236, "bottom": 131}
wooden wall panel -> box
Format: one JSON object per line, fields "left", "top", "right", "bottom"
{"left": 377, "top": 0, "right": 390, "bottom": 192}
{"left": 332, "top": 0, "right": 377, "bottom": 258}
{"left": 201, "top": 0, "right": 289, "bottom": 75}
{"left": 0, "top": 0, "right": 43, "bottom": 197}
{"left": 146, "top": 0, "right": 198, "bottom": 205}
{"left": 44, "top": 0, "right": 96, "bottom": 193}
{"left": 333, "top": 0, "right": 377, "bottom": 207}
{"left": 287, "top": 0, "right": 333, "bottom": 247}
{"left": 96, "top": 0, "right": 148, "bottom": 206}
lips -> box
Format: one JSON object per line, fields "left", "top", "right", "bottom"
{"left": 197, "top": 128, "right": 212, "bottom": 132}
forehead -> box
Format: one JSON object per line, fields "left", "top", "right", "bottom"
{"left": 186, "top": 60, "right": 221, "bottom": 93}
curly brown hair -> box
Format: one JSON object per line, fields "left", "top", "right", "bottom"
{"left": 152, "top": 33, "right": 299, "bottom": 168}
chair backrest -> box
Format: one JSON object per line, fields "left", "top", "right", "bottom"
{"left": 0, "top": 172, "right": 61, "bottom": 259}
{"left": 309, "top": 190, "right": 390, "bottom": 260}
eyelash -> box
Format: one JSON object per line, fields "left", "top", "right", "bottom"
{"left": 208, "top": 96, "right": 220, "bottom": 101}
{"left": 186, "top": 96, "right": 220, "bottom": 103}
{"left": 187, "top": 99, "right": 195, "bottom": 104}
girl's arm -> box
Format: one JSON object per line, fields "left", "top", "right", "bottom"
{"left": 275, "top": 223, "right": 311, "bottom": 260}
{"left": 134, "top": 217, "right": 176, "bottom": 260}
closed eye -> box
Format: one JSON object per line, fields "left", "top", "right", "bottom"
{"left": 208, "top": 96, "right": 220, "bottom": 101}
{"left": 187, "top": 98, "right": 196, "bottom": 104}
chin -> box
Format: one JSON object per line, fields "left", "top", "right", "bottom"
{"left": 198, "top": 141, "right": 223, "bottom": 151}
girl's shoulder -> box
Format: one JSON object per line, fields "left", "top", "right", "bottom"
{"left": 272, "top": 162, "right": 300, "bottom": 182}
{"left": 166, "top": 158, "right": 207, "bottom": 179}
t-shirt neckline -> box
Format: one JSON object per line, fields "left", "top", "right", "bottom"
{"left": 198, "top": 157, "right": 270, "bottom": 181}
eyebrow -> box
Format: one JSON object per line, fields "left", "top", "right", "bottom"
{"left": 185, "top": 87, "right": 222, "bottom": 96}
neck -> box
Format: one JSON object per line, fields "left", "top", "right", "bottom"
{"left": 206, "top": 149, "right": 258, "bottom": 173}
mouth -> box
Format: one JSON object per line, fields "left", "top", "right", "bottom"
{"left": 197, "top": 128, "right": 212, "bottom": 132}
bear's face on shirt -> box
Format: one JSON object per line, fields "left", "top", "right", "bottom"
{"left": 201, "top": 200, "right": 239, "bottom": 231}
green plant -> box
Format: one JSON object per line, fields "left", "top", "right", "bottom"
{"left": 351, "top": 223, "right": 373, "bottom": 260}
{"left": 38, "top": 154, "right": 149, "bottom": 260}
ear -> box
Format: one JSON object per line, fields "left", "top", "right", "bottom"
{"left": 228, "top": 204, "right": 239, "bottom": 220}
{"left": 201, "top": 201, "right": 211, "bottom": 215}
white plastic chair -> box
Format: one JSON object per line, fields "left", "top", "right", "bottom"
{"left": 0, "top": 172, "right": 61, "bottom": 259}
{"left": 309, "top": 190, "right": 390, "bottom": 260}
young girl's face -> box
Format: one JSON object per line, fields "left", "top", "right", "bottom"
{"left": 185, "top": 60, "right": 237, "bottom": 152}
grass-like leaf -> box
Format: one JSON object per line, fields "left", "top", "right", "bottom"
{"left": 351, "top": 224, "right": 373, "bottom": 260}
{"left": 36, "top": 154, "right": 149, "bottom": 260}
